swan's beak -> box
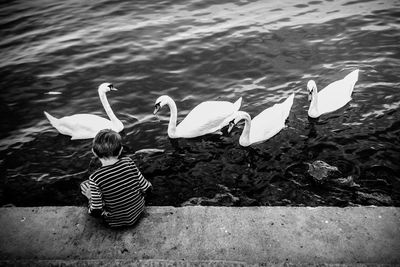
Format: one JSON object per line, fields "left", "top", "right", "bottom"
{"left": 153, "top": 103, "right": 161, "bottom": 115}
{"left": 111, "top": 87, "right": 118, "bottom": 91}
{"left": 308, "top": 91, "right": 312, "bottom": 102}
{"left": 227, "top": 121, "right": 235, "bottom": 134}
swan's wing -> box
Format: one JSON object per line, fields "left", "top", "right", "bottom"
{"left": 177, "top": 101, "right": 236, "bottom": 137}
{"left": 252, "top": 95, "right": 293, "bottom": 127}
{"left": 250, "top": 112, "right": 285, "bottom": 143}
{"left": 317, "top": 79, "right": 353, "bottom": 114}
{"left": 251, "top": 105, "right": 284, "bottom": 131}
{"left": 250, "top": 95, "right": 294, "bottom": 143}
{"left": 317, "top": 70, "right": 359, "bottom": 115}
{"left": 57, "top": 114, "right": 113, "bottom": 136}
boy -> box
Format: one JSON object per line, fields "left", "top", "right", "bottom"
{"left": 80, "top": 129, "right": 152, "bottom": 228}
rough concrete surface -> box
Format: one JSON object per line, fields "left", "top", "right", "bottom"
{"left": 0, "top": 206, "right": 399, "bottom": 266}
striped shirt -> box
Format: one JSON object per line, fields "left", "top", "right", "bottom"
{"left": 89, "top": 157, "right": 151, "bottom": 227}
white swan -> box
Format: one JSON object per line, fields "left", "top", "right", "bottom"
{"left": 307, "top": 69, "right": 359, "bottom": 118}
{"left": 228, "top": 93, "right": 295, "bottom": 147}
{"left": 153, "top": 95, "right": 242, "bottom": 138}
{"left": 44, "top": 83, "right": 124, "bottom": 140}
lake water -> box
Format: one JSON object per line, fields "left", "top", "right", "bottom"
{"left": 0, "top": 0, "right": 399, "bottom": 207}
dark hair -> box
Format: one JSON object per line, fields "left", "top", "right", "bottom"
{"left": 92, "top": 129, "right": 122, "bottom": 158}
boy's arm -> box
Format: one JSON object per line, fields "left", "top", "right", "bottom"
{"left": 129, "top": 160, "right": 152, "bottom": 193}
{"left": 138, "top": 172, "right": 152, "bottom": 194}
{"left": 88, "top": 179, "right": 103, "bottom": 216}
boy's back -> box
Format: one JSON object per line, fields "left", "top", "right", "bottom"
{"left": 89, "top": 156, "right": 151, "bottom": 227}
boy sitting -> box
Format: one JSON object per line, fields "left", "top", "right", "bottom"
{"left": 80, "top": 129, "right": 152, "bottom": 228}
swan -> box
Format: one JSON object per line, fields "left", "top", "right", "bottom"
{"left": 44, "top": 83, "right": 124, "bottom": 140}
{"left": 228, "top": 93, "right": 295, "bottom": 147}
{"left": 307, "top": 69, "right": 359, "bottom": 118}
{"left": 153, "top": 95, "right": 242, "bottom": 138}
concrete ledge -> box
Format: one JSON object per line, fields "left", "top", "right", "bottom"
{"left": 0, "top": 260, "right": 396, "bottom": 267}
{"left": 0, "top": 206, "right": 399, "bottom": 265}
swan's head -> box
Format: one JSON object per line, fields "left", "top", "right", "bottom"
{"left": 98, "top": 83, "right": 118, "bottom": 94}
{"left": 153, "top": 95, "right": 171, "bottom": 115}
{"left": 227, "top": 111, "right": 251, "bottom": 133}
{"left": 307, "top": 80, "right": 317, "bottom": 102}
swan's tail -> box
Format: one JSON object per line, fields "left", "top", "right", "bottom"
{"left": 344, "top": 69, "right": 359, "bottom": 96}
{"left": 44, "top": 111, "right": 59, "bottom": 128}
{"left": 281, "top": 93, "right": 295, "bottom": 119}
{"left": 233, "top": 97, "right": 243, "bottom": 111}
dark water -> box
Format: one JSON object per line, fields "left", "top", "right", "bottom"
{"left": 1, "top": 0, "right": 399, "bottom": 207}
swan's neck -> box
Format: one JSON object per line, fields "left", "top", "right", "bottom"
{"left": 99, "top": 90, "right": 122, "bottom": 129}
{"left": 166, "top": 98, "right": 178, "bottom": 138}
{"left": 239, "top": 115, "right": 252, "bottom": 147}
{"left": 308, "top": 87, "right": 319, "bottom": 117}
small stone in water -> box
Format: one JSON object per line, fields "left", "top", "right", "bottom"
{"left": 356, "top": 192, "right": 392, "bottom": 205}
{"left": 307, "top": 160, "right": 342, "bottom": 184}
{"left": 333, "top": 176, "right": 360, "bottom": 188}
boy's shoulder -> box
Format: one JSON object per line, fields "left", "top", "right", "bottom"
{"left": 89, "top": 166, "right": 106, "bottom": 181}
{"left": 119, "top": 156, "right": 136, "bottom": 167}
{"left": 89, "top": 157, "right": 136, "bottom": 179}
{"left": 119, "top": 156, "right": 132, "bottom": 162}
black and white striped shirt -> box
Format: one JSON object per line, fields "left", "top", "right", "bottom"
{"left": 89, "top": 157, "right": 151, "bottom": 227}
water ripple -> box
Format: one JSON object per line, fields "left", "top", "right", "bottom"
{"left": 0, "top": 0, "right": 399, "bottom": 206}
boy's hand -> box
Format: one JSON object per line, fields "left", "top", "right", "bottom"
{"left": 84, "top": 189, "right": 91, "bottom": 199}
{"left": 80, "top": 181, "right": 91, "bottom": 200}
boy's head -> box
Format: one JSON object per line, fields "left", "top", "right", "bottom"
{"left": 92, "top": 129, "right": 122, "bottom": 159}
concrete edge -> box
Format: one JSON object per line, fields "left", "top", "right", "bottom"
{"left": 0, "top": 206, "right": 399, "bottom": 265}
{"left": 0, "top": 259, "right": 396, "bottom": 267}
